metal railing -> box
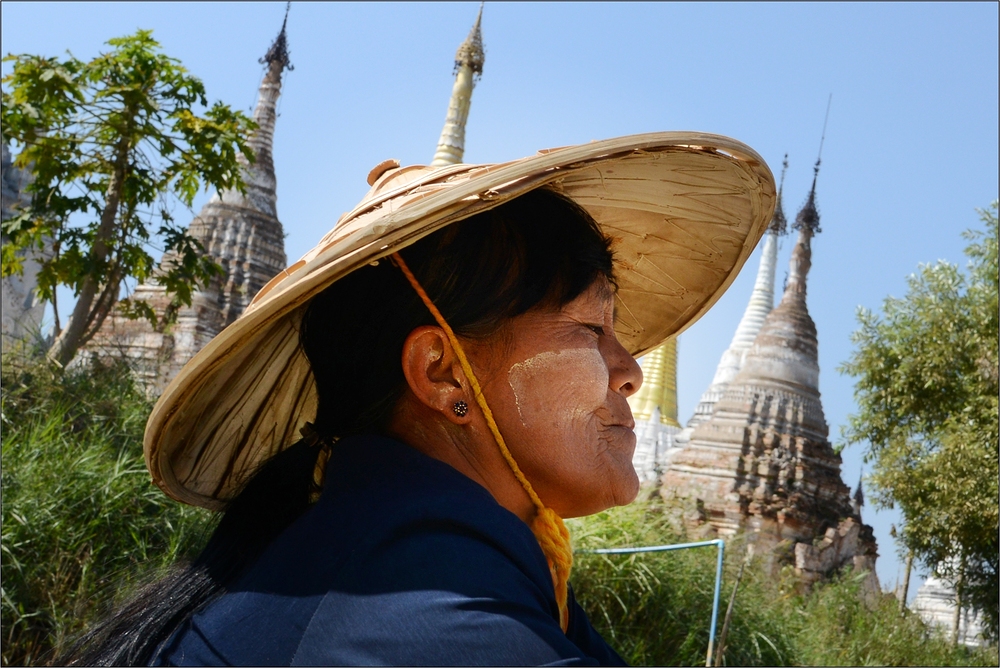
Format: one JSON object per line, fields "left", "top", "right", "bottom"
{"left": 579, "top": 539, "right": 725, "bottom": 667}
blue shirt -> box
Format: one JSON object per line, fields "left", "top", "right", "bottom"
{"left": 156, "top": 434, "right": 626, "bottom": 666}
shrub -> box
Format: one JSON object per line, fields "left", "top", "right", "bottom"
{"left": 787, "top": 569, "right": 997, "bottom": 667}
{"left": 569, "top": 499, "right": 999, "bottom": 667}
{"left": 569, "top": 497, "right": 793, "bottom": 666}
{"left": 0, "top": 355, "right": 212, "bottom": 666}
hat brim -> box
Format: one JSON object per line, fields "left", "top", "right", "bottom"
{"left": 146, "top": 131, "right": 776, "bottom": 509}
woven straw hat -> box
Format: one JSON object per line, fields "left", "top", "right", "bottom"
{"left": 146, "top": 131, "right": 776, "bottom": 509}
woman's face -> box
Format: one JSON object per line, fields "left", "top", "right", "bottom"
{"left": 471, "top": 278, "right": 643, "bottom": 518}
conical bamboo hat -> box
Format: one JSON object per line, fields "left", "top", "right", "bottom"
{"left": 146, "top": 131, "right": 776, "bottom": 509}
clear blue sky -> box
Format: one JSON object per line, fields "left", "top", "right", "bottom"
{"left": 3, "top": 1, "right": 998, "bottom": 599}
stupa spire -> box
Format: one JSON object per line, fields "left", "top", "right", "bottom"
{"left": 769, "top": 156, "right": 789, "bottom": 235}
{"left": 431, "top": 4, "right": 485, "bottom": 166}
{"left": 785, "top": 159, "right": 821, "bottom": 300}
{"left": 730, "top": 155, "right": 788, "bottom": 349}
{"left": 679, "top": 156, "right": 789, "bottom": 436}
{"left": 732, "top": 154, "right": 822, "bottom": 396}
{"left": 786, "top": 92, "right": 829, "bottom": 286}
{"left": 220, "top": 2, "right": 294, "bottom": 218}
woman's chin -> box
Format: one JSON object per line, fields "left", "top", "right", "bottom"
{"left": 615, "top": 468, "right": 642, "bottom": 507}
{"left": 559, "top": 469, "right": 641, "bottom": 518}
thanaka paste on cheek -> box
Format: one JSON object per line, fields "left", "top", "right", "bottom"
{"left": 507, "top": 349, "right": 609, "bottom": 428}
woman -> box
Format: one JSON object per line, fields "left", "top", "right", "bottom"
{"left": 69, "top": 133, "right": 775, "bottom": 665}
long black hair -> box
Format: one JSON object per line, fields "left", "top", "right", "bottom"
{"left": 63, "top": 188, "right": 615, "bottom": 666}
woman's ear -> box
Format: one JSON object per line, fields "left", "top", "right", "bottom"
{"left": 399, "top": 326, "right": 471, "bottom": 424}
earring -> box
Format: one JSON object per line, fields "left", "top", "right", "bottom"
{"left": 452, "top": 400, "right": 469, "bottom": 417}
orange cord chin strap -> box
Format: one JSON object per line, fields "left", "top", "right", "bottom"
{"left": 391, "top": 252, "right": 573, "bottom": 633}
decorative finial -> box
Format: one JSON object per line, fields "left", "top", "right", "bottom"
{"left": 455, "top": 2, "right": 485, "bottom": 78}
{"left": 793, "top": 96, "right": 831, "bottom": 235}
{"left": 769, "top": 154, "right": 789, "bottom": 235}
{"left": 260, "top": 2, "right": 294, "bottom": 71}
{"left": 793, "top": 172, "right": 821, "bottom": 234}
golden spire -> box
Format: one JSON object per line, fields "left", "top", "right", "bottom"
{"left": 431, "top": 4, "right": 485, "bottom": 166}
{"left": 628, "top": 338, "right": 680, "bottom": 427}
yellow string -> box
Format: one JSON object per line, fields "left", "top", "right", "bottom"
{"left": 391, "top": 252, "right": 573, "bottom": 632}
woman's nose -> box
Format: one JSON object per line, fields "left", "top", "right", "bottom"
{"left": 604, "top": 338, "right": 643, "bottom": 398}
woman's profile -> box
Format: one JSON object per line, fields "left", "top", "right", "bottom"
{"left": 66, "top": 132, "right": 775, "bottom": 666}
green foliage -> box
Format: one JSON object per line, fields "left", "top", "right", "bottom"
{"left": 569, "top": 499, "right": 792, "bottom": 666}
{"left": 0, "top": 355, "right": 213, "bottom": 666}
{"left": 1, "top": 30, "right": 257, "bottom": 365}
{"left": 784, "top": 569, "right": 990, "bottom": 667}
{"left": 569, "top": 501, "right": 998, "bottom": 666}
{"left": 839, "top": 203, "right": 999, "bottom": 639}
{"left": 0, "top": 353, "right": 996, "bottom": 666}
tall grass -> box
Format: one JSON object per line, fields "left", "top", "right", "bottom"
{"left": 569, "top": 500, "right": 999, "bottom": 666}
{"left": 1, "top": 356, "right": 212, "bottom": 666}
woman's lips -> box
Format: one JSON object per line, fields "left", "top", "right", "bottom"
{"left": 604, "top": 420, "right": 636, "bottom": 431}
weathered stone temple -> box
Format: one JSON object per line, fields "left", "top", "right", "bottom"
{"left": 661, "top": 162, "right": 879, "bottom": 588}
{"left": 1, "top": 143, "right": 42, "bottom": 349}
{"left": 90, "top": 18, "right": 292, "bottom": 391}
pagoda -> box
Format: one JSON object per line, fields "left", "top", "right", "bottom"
{"left": 661, "top": 160, "right": 879, "bottom": 588}
{"left": 90, "top": 11, "right": 291, "bottom": 391}
{"left": 911, "top": 571, "right": 987, "bottom": 646}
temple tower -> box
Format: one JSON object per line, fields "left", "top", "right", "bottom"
{"left": 431, "top": 4, "right": 485, "bottom": 166}
{"left": 90, "top": 12, "right": 291, "bottom": 391}
{"left": 676, "top": 157, "right": 789, "bottom": 442}
{"left": 1, "top": 142, "right": 48, "bottom": 350}
{"left": 911, "top": 571, "right": 987, "bottom": 646}
{"left": 661, "top": 161, "right": 878, "bottom": 589}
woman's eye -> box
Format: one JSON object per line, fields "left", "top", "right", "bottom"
{"left": 586, "top": 324, "right": 604, "bottom": 336}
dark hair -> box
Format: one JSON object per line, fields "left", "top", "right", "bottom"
{"left": 63, "top": 187, "right": 614, "bottom": 665}
{"left": 303, "top": 188, "right": 616, "bottom": 440}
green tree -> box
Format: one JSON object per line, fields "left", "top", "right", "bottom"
{"left": 1, "top": 30, "right": 256, "bottom": 366}
{"left": 840, "top": 202, "right": 999, "bottom": 641}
